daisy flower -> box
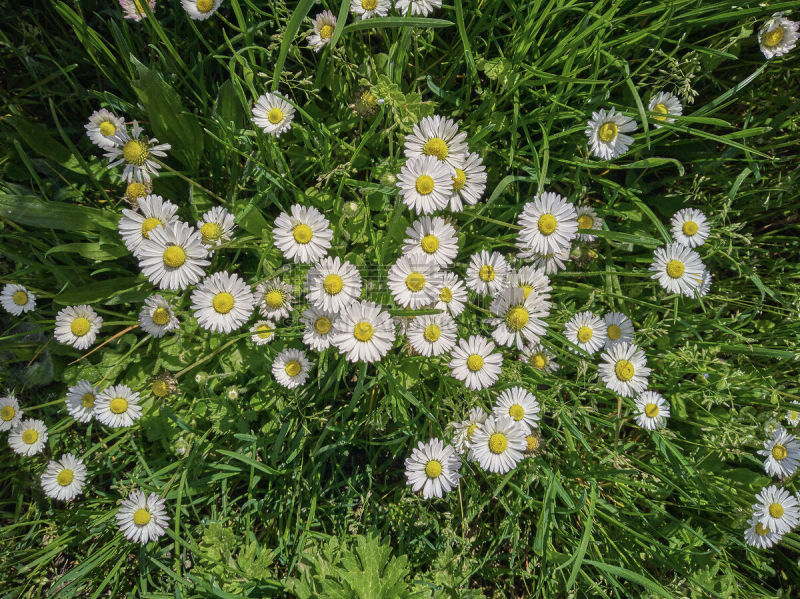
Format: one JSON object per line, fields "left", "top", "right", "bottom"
{"left": 397, "top": 155, "right": 454, "bottom": 215}
{"left": 118, "top": 194, "right": 180, "bottom": 257}
{"left": 119, "top": 0, "right": 155, "bottom": 21}
{"left": 116, "top": 490, "right": 169, "bottom": 544}
{"left": 1, "top": 283, "right": 35, "bottom": 316}
{"left": 649, "top": 242, "right": 705, "bottom": 296}
{"left": 123, "top": 181, "right": 151, "bottom": 206}
{"left": 520, "top": 246, "right": 571, "bottom": 275}
{"left": 197, "top": 206, "right": 236, "bottom": 248}
{"left": 395, "top": 0, "right": 442, "bottom": 17}
{"left": 759, "top": 13, "right": 799, "bottom": 59}
{"left": 250, "top": 320, "right": 276, "bottom": 346}
{"left": 469, "top": 415, "right": 526, "bottom": 474}
{"left": 693, "top": 270, "right": 712, "bottom": 299}
{"left": 449, "top": 152, "right": 487, "bottom": 211}
{"left": 95, "top": 385, "right": 142, "bottom": 428}
{"left": 517, "top": 192, "right": 578, "bottom": 255}
{"left": 402, "top": 216, "right": 459, "bottom": 269}
{"left": 564, "top": 311, "right": 606, "bottom": 355}
{"left": 450, "top": 407, "right": 488, "bottom": 455}
{"left": 520, "top": 344, "right": 559, "bottom": 373}
{"left": 753, "top": 485, "right": 800, "bottom": 536}
{"left": 407, "top": 313, "right": 457, "bottom": 357}
{"left": 138, "top": 221, "right": 210, "bottom": 291}
{"left": 41, "top": 453, "right": 87, "bottom": 502}
{"left": 404, "top": 438, "right": 461, "bottom": 499}
{"left": 272, "top": 348, "right": 311, "bottom": 389}
{"left": 308, "top": 10, "right": 336, "bottom": 52}
{"left": 65, "top": 380, "right": 97, "bottom": 423}
{"left": 633, "top": 391, "right": 670, "bottom": 430}
{"left": 387, "top": 255, "right": 441, "bottom": 309}
{"left": 8, "top": 419, "right": 48, "bottom": 456}
{"left": 603, "top": 312, "right": 634, "bottom": 349}
{"left": 256, "top": 279, "right": 294, "bottom": 321}
{"left": 758, "top": 427, "right": 800, "bottom": 479}
{"left": 648, "top": 91, "right": 682, "bottom": 127}
{"left": 487, "top": 287, "right": 549, "bottom": 350}
{"left": 434, "top": 272, "right": 467, "bottom": 317}
{"left": 306, "top": 256, "right": 362, "bottom": 314}
{"left": 465, "top": 250, "right": 510, "bottom": 296}
{"left": 492, "top": 387, "right": 540, "bottom": 434}
{"left": 301, "top": 306, "right": 336, "bottom": 351}
{"left": 787, "top": 409, "right": 800, "bottom": 427}
{"left": 54, "top": 305, "right": 103, "bottom": 350}
{"left": 139, "top": 294, "right": 180, "bottom": 338}
{"left": 331, "top": 300, "right": 395, "bottom": 363}
{"left": 744, "top": 514, "right": 783, "bottom": 549}
{"left": 404, "top": 115, "right": 467, "bottom": 167}
{"left": 190, "top": 272, "right": 255, "bottom": 334}
{"left": 449, "top": 335, "right": 503, "bottom": 391}
{"left": 181, "top": 0, "right": 222, "bottom": 20}
{"left": 585, "top": 108, "right": 637, "bottom": 160}
{"left": 510, "top": 266, "right": 552, "bottom": 302}
{"left": 576, "top": 205, "right": 603, "bottom": 242}
{"left": 350, "top": 0, "right": 389, "bottom": 19}
{"left": 0, "top": 395, "right": 23, "bottom": 432}
{"left": 524, "top": 430, "right": 543, "bottom": 456}
{"left": 105, "top": 121, "right": 170, "bottom": 183}
{"left": 273, "top": 204, "right": 333, "bottom": 264}
{"left": 252, "top": 92, "right": 295, "bottom": 137}
{"left": 85, "top": 109, "right": 125, "bottom": 149}
{"left": 670, "top": 208, "right": 709, "bottom": 249}
{"left": 598, "top": 342, "right": 651, "bottom": 398}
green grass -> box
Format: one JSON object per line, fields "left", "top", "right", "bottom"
{"left": 1, "top": 0, "right": 799, "bottom": 596}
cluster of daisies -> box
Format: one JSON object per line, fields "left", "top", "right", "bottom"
{"left": 119, "top": 0, "right": 224, "bottom": 22}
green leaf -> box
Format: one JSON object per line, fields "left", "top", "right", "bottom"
{"left": 4, "top": 115, "right": 81, "bottom": 171}
{"left": 45, "top": 242, "right": 128, "bottom": 261}
{"left": 0, "top": 194, "right": 118, "bottom": 232}
{"left": 272, "top": 0, "right": 316, "bottom": 90}
{"left": 342, "top": 17, "right": 454, "bottom": 33}
{"left": 54, "top": 277, "right": 140, "bottom": 305}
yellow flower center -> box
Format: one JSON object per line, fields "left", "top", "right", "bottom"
{"left": 598, "top": 122, "right": 618, "bottom": 143}
{"left": 425, "top": 459, "right": 442, "bottom": 478}
{"left": 516, "top": 285, "right": 531, "bottom": 300}
{"left": 439, "top": 287, "right": 453, "bottom": 303}
{"left": 489, "top": 433, "right": 507, "bottom": 454}
{"left": 505, "top": 307, "right": 529, "bottom": 332}
{"left": 422, "top": 137, "right": 448, "bottom": 160}
{"left": 769, "top": 502, "right": 784, "bottom": 519}
{"left": 652, "top": 103, "right": 669, "bottom": 121}
{"left": 765, "top": 26, "right": 784, "bottom": 48}
{"left": 615, "top": 359, "right": 635, "bottom": 381}
{"left": 755, "top": 522, "right": 770, "bottom": 536}
{"left": 361, "top": 0, "right": 377, "bottom": 9}
{"left": 110, "top": 398, "right": 129, "bottom": 414}
{"left": 256, "top": 325, "right": 273, "bottom": 339}
{"left": 99, "top": 121, "right": 116, "bottom": 137}
{"left": 57, "top": 469, "right": 74, "bottom": 486}
{"left": 141, "top": 217, "right": 163, "bottom": 239}
{"left": 319, "top": 24, "right": 334, "bottom": 39}
{"left": 196, "top": 0, "right": 214, "bottom": 12}
{"left": 122, "top": 139, "right": 149, "bottom": 166}
{"left": 420, "top": 234, "right": 439, "bottom": 253}
{"left": 478, "top": 265, "right": 494, "bottom": 282}
{"left": 267, "top": 107, "right": 284, "bottom": 124}
{"left": 163, "top": 245, "right": 186, "bottom": 268}
{"left": 314, "top": 316, "right": 332, "bottom": 334}
{"left": 405, "top": 272, "right": 426, "bottom": 292}
{"left": 70, "top": 317, "right": 91, "bottom": 337}
{"left": 152, "top": 380, "right": 169, "bottom": 397}
{"left": 126, "top": 182, "right": 147, "bottom": 201}
{"left": 415, "top": 175, "right": 435, "bottom": 195}
{"left": 151, "top": 307, "right": 170, "bottom": 326}
{"left": 682, "top": 221, "right": 698, "bottom": 236}
{"left": 526, "top": 435, "right": 539, "bottom": 452}
{"left": 285, "top": 360, "right": 302, "bottom": 377}
{"left": 12, "top": 290, "right": 28, "bottom": 305}
{"left": 323, "top": 274, "right": 344, "bottom": 295}
{"left": 212, "top": 292, "right": 235, "bottom": 314}
{"left": 466, "top": 423, "right": 478, "bottom": 440}
{"left": 577, "top": 326, "right": 593, "bottom": 343}
{"left": 537, "top": 214, "right": 557, "bottom": 235}
{"left": 201, "top": 222, "right": 223, "bottom": 242}
{"left": 666, "top": 260, "right": 685, "bottom": 279}
{"left": 466, "top": 354, "right": 484, "bottom": 371}
{"left": 81, "top": 393, "right": 95, "bottom": 408}
{"left": 790, "top": 411, "right": 799, "bottom": 421}
{"left": 0, "top": 406, "right": 15, "bottom": 421}
{"left": 265, "top": 290, "right": 284, "bottom": 309}
{"left": 644, "top": 403, "right": 659, "bottom": 418}
{"left": 509, "top": 404, "right": 525, "bottom": 421}
{"left": 530, "top": 353, "right": 547, "bottom": 369}
{"left": 354, "top": 321, "right": 374, "bottom": 342}
{"left": 133, "top": 508, "right": 151, "bottom": 526}
{"left": 452, "top": 168, "right": 466, "bottom": 191}
{"left": 22, "top": 429, "right": 38, "bottom": 444}
{"left": 293, "top": 224, "right": 313, "bottom": 244}
{"left": 607, "top": 324, "right": 622, "bottom": 340}
{"left": 577, "top": 214, "right": 593, "bottom": 230}
{"left": 772, "top": 444, "right": 788, "bottom": 461}
{"left": 423, "top": 324, "right": 440, "bottom": 342}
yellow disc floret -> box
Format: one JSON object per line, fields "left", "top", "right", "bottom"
{"left": 12, "top": 291, "right": 28, "bottom": 305}
{"left": 537, "top": 214, "right": 557, "bottom": 235}
{"left": 320, "top": 24, "right": 334, "bottom": 39}
{"left": 110, "top": 398, "right": 128, "bottom": 414}
{"left": 505, "top": 307, "right": 529, "bottom": 332}
{"left": 577, "top": 214, "right": 593, "bottom": 230}
{"left": 415, "top": 175, "right": 435, "bottom": 195}
{"left": 420, "top": 235, "right": 439, "bottom": 254}
{"left": 285, "top": 360, "right": 301, "bottom": 377}
{"left": 530, "top": 353, "right": 547, "bottom": 369}
{"left": 323, "top": 274, "right": 344, "bottom": 295}
{"left": 81, "top": 393, "right": 95, "bottom": 408}
{"left": 361, "top": 0, "right": 377, "bottom": 10}
{"left": 133, "top": 508, "right": 151, "bottom": 526}
{"left": 424, "top": 324, "right": 440, "bottom": 342}
{"left": 152, "top": 380, "right": 169, "bottom": 398}
{"left": 764, "top": 26, "right": 784, "bottom": 48}
{"left": 607, "top": 324, "right": 622, "bottom": 340}
{"left": 526, "top": 435, "right": 540, "bottom": 452}
{"left": 615, "top": 359, "right": 635, "bottom": 381}
{"left": 466, "top": 354, "right": 484, "bottom": 371}
{"left": 772, "top": 444, "right": 788, "bottom": 461}
{"left": 666, "top": 260, "right": 685, "bottom": 279}
{"left": 769, "top": 502, "right": 784, "bottom": 518}
{"left": 22, "top": 429, "right": 38, "bottom": 444}
{"left": 314, "top": 316, "right": 332, "bottom": 335}
{"left": 452, "top": 168, "right": 466, "bottom": 191}
{"left": 256, "top": 325, "right": 273, "bottom": 339}
{"left": 201, "top": 222, "right": 223, "bottom": 243}
{"left": 196, "top": 0, "right": 214, "bottom": 12}
{"left": 439, "top": 287, "right": 453, "bottom": 303}
{"left": 598, "top": 122, "right": 618, "bottom": 143}
{"left": 0, "top": 406, "right": 15, "bottom": 421}
{"left": 425, "top": 459, "right": 442, "bottom": 478}
{"left": 354, "top": 321, "right": 374, "bottom": 342}
{"left": 122, "top": 139, "right": 149, "bottom": 166}
{"left": 126, "top": 182, "right": 147, "bottom": 201}
{"left": 422, "top": 137, "right": 448, "bottom": 160}
{"left": 489, "top": 433, "right": 507, "bottom": 454}
{"left": 577, "top": 326, "right": 593, "bottom": 343}
{"left": 70, "top": 317, "right": 91, "bottom": 337}
{"left": 163, "top": 245, "right": 186, "bottom": 268}
{"left": 405, "top": 272, "right": 426, "bottom": 292}
{"left": 293, "top": 224, "right": 313, "bottom": 244}
{"left": 508, "top": 404, "right": 525, "bottom": 421}
{"left": 212, "top": 292, "right": 235, "bottom": 314}
{"left": 478, "top": 265, "right": 495, "bottom": 282}
{"left": 682, "top": 221, "right": 698, "bottom": 236}
{"left": 652, "top": 103, "right": 669, "bottom": 121}
{"left": 151, "top": 307, "right": 170, "bottom": 326}
{"left": 644, "top": 403, "right": 659, "bottom": 418}
{"left": 99, "top": 121, "right": 116, "bottom": 136}
{"left": 268, "top": 108, "right": 284, "bottom": 124}
{"left": 755, "top": 522, "right": 770, "bottom": 536}
{"left": 265, "top": 290, "right": 284, "bottom": 309}
{"left": 57, "top": 469, "right": 74, "bottom": 486}
{"left": 141, "top": 217, "right": 163, "bottom": 239}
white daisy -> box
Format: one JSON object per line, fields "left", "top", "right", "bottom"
{"left": 633, "top": 391, "right": 670, "bottom": 430}
{"left": 256, "top": 279, "right": 294, "bottom": 321}
{"left": 85, "top": 109, "right": 125, "bottom": 149}
{"left": 190, "top": 272, "right": 255, "bottom": 334}
{"left": 585, "top": 108, "right": 637, "bottom": 160}
{"left": 407, "top": 313, "right": 457, "bottom": 357}
{"left": 138, "top": 221, "right": 210, "bottom": 291}
{"left": 448, "top": 335, "right": 503, "bottom": 391}
{"left": 744, "top": 513, "right": 783, "bottom": 549}
{"left": 465, "top": 250, "right": 510, "bottom": 296}
{"left": 119, "top": 0, "right": 155, "bottom": 21}
{"left": 105, "top": 121, "right": 170, "bottom": 183}
{"left": 197, "top": 206, "right": 236, "bottom": 248}
{"left": 181, "top": 0, "right": 222, "bottom": 20}
{"left": 301, "top": 306, "right": 336, "bottom": 351}
{"left": 492, "top": 387, "right": 540, "bottom": 435}
{"left": 387, "top": 255, "right": 441, "bottom": 309}
{"left": 0, "top": 395, "right": 23, "bottom": 432}
{"left": 487, "top": 287, "right": 549, "bottom": 350}
{"left": 450, "top": 407, "right": 488, "bottom": 455}
{"left": 54, "top": 305, "right": 103, "bottom": 350}
{"left": 402, "top": 216, "right": 459, "bottom": 269}
{"left": 116, "top": 490, "right": 169, "bottom": 544}
{"left": 306, "top": 256, "right": 362, "bottom": 314}
{"left": 308, "top": 10, "right": 336, "bottom": 52}
{"left": 759, "top": 13, "right": 799, "bottom": 59}
{"left": 670, "top": 208, "right": 709, "bottom": 249}
{"left": 250, "top": 320, "right": 276, "bottom": 345}
{"left": 758, "top": 427, "right": 800, "bottom": 479}
{"left": 603, "top": 312, "right": 634, "bottom": 349}
{"left": 564, "top": 311, "right": 606, "bottom": 355}
{"left": 404, "top": 438, "right": 460, "bottom": 499}
{"left": 403, "top": 115, "right": 467, "bottom": 168}
{"left": 787, "top": 409, "right": 800, "bottom": 427}
{"left": 350, "top": 0, "right": 389, "bottom": 19}
{"left": 648, "top": 91, "right": 682, "bottom": 128}
{"left": 8, "top": 419, "right": 48, "bottom": 456}
{"left": 40, "top": 453, "right": 87, "bottom": 502}
{"left": 649, "top": 242, "right": 705, "bottom": 296}
{"left": 272, "top": 348, "right": 311, "bottom": 389}
{"left": 598, "top": 342, "right": 651, "bottom": 398}
{"left": 520, "top": 245, "right": 571, "bottom": 275}
{"left": 510, "top": 266, "right": 552, "bottom": 302}
{"left": 273, "top": 204, "right": 333, "bottom": 264}
{"left": 575, "top": 205, "right": 603, "bottom": 242}
{"left": 396, "top": 155, "right": 454, "bottom": 215}
{"left": 252, "top": 92, "right": 295, "bottom": 137}
{"left": 693, "top": 270, "right": 712, "bottom": 298}
{"left": 332, "top": 300, "right": 395, "bottom": 363}
{"left": 517, "top": 192, "right": 578, "bottom": 255}
{"left": 395, "top": 0, "right": 442, "bottom": 17}
{"left": 469, "top": 415, "right": 526, "bottom": 474}
{"left": 753, "top": 485, "right": 800, "bottom": 536}
{"left": 138, "top": 294, "right": 179, "bottom": 338}
{"left": 449, "top": 152, "right": 487, "bottom": 211}
{"left": 1, "top": 283, "right": 36, "bottom": 316}
{"left": 122, "top": 181, "right": 151, "bottom": 206}
{"left": 118, "top": 194, "right": 180, "bottom": 257}
{"left": 434, "top": 272, "right": 467, "bottom": 317}
{"left": 65, "top": 380, "right": 97, "bottom": 423}
{"left": 520, "top": 344, "right": 559, "bottom": 373}
{"left": 95, "top": 385, "right": 142, "bottom": 428}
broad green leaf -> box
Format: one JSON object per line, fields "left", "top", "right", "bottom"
{"left": 0, "top": 195, "right": 118, "bottom": 232}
